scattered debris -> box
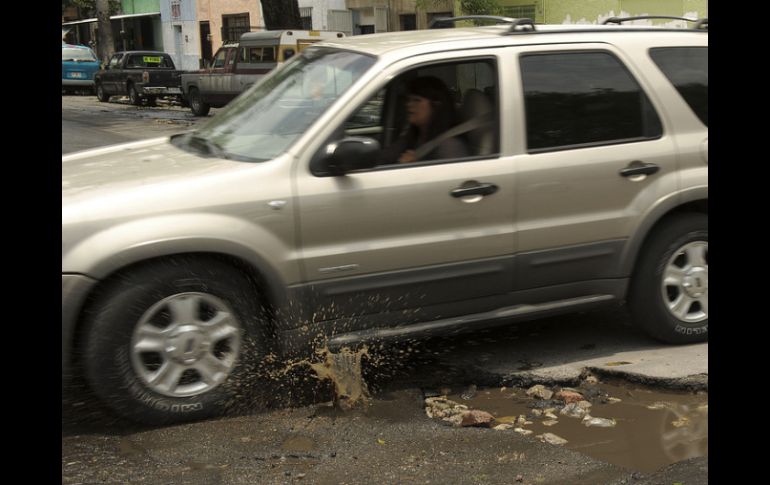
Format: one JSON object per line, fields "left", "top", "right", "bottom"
{"left": 526, "top": 384, "right": 554, "bottom": 400}
{"left": 554, "top": 389, "right": 584, "bottom": 404}
{"left": 536, "top": 433, "right": 568, "bottom": 445}
{"left": 582, "top": 416, "right": 617, "bottom": 428}
{"left": 560, "top": 401, "right": 592, "bottom": 419}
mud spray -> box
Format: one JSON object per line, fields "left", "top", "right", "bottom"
{"left": 306, "top": 346, "right": 371, "bottom": 410}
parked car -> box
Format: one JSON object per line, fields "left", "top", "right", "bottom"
{"left": 62, "top": 44, "right": 100, "bottom": 93}
{"left": 94, "top": 50, "right": 185, "bottom": 105}
{"left": 62, "top": 17, "right": 708, "bottom": 424}
{"left": 181, "top": 30, "right": 345, "bottom": 116}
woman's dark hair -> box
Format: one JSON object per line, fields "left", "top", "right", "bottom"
{"left": 404, "top": 76, "right": 458, "bottom": 143}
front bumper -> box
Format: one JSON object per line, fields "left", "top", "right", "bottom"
{"left": 62, "top": 274, "right": 97, "bottom": 376}
{"left": 142, "top": 86, "right": 182, "bottom": 95}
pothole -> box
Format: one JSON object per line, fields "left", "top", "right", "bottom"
{"left": 423, "top": 380, "right": 707, "bottom": 473}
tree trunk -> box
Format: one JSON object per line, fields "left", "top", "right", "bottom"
{"left": 260, "top": 0, "right": 303, "bottom": 30}
{"left": 95, "top": 0, "right": 115, "bottom": 64}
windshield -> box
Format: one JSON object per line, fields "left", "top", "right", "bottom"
{"left": 62, "top": 48, "right": 96, "bottom": 61}
{"left": 172, "top": 47, "right": 375, "bottom": 162}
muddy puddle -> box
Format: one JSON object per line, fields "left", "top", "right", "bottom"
{"left": 276, "top": 347, "right": 707, "bottom": 474}
{"left": 437, "top": 383, "right": 707, "bottom": 473}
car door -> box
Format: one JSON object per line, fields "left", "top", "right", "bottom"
{"left": 210, "top": 47, "right": 237, "bottom": 104}
{"left": 200, "top": 48, "right": 227, "bottom": 103}
{"left": 104, "top": 53, "right": 124, "bottom": 93}
{"left": 292, "top": 52, "right": 516, "bottom": 329}
{"left": 504, "top": 44, "right": 679, "bottom": 293}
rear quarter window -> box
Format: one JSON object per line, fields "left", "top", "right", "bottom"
{"left": 649, "top": 47, "right": 708, "bottom": 126}
{"left": 519, "top": 51, "right": 662, "bottom": 152}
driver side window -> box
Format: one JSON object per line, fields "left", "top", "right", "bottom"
{"left": 212, "top": 49, "right": 227, "bottom": 68}
{"left": 341, "top": 58, "right": 499, "bottom": 168}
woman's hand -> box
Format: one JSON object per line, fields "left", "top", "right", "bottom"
{"left": 398, "top": 150, "right": 417, "bottom": 163}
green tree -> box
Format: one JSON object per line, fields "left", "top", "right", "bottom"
{"left": 416, "top": 0, "right": 502, "bottom": 16}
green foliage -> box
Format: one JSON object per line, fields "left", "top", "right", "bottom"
{"left": 415, "top": 0, "right": 501, "bottom": 16}
{"left": 460, "top": 0, "right": 502, "bottom": 16}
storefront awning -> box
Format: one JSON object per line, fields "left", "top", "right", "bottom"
{"left": 62, "top": 12, "right": 160, "bottom": 26}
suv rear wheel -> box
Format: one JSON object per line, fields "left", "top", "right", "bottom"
{"left": 82, "top": 258, "right": 271, "bottom": 424}
{"left": 629, "top": 213, "right": 708, "bottom": 343}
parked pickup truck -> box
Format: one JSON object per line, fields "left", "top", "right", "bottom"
{"left": 94, "top": 51, "right": 185, "bottom": 106}
{"left": 181, "top": 30, "right": 345, "bottom": 116}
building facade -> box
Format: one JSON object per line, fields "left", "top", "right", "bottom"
{"left": 496, "top": 0, "right": 708, "bottom": 25}
{"left": 344, "top": 0, "right": 457, "bottom": 34}
{"left": 196, "top": 0, "right": 266, "bottom": 61}
{"left": 160, "top": 0, "right": 200, "bottom": 70}
{"left": 298, "top": 0, "right": 348, "bottom": 31}
{"left": 62, "top": 0, "right": 164, "bottom": 53}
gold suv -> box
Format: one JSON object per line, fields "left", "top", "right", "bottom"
{"left": 62, "top": 17, "right": 708, "bottom": 424}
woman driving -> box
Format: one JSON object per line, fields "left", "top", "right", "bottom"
{"left": 378, "top": 76, "right": 469, "bottom": 164}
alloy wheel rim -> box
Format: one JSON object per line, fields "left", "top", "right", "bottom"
{"left": 661, "top": 241, "right": 708, "bottom": 323}
{"left": 130, "top": 292, "right": 242, "bottom": 397}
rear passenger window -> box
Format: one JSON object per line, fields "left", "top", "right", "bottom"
{"left": 520, "top": 51, "right": 662, "bottom": 152}
{"left": 649, "top": 47, "right": 707, "bottom": 126}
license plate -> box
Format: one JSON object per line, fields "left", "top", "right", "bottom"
{"left": 68, "top": 72, "right": 84, "bottom": 79}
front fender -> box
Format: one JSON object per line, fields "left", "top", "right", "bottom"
{"left": 63, "top": 212, "right": 298, "bottom": 309}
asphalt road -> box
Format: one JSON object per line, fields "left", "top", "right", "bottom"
{"left": 61, "top": 95, "right": 708, "bottom": 484}
{"left": 62, "top": 92, "right": 215, "bottom": 154}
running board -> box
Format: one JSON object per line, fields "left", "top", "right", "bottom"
{"left": 326, "top": 294, "right": 615, "bottom": 351}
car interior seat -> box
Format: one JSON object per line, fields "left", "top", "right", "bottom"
{"left": 460, "top": 89, "right": 495, "bottom": 156}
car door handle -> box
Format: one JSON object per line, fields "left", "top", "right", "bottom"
{"left": 619, "top": 162, "right": 660, "bottom": 178}
{"left": 450, "top": 182, "right": 498, "bottom": 198}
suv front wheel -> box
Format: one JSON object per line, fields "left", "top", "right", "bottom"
{"left": 82, "top": 258, "right": 271, "bottom": 424}
{"left": 629, "top": 213, "right": 708, "bottom": 344}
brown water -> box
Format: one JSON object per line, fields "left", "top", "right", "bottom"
{"left": 445, "top": 384, "right": 708, "bottom": 473}
{"left": 307, "top": 347, "right": 371, "bottom": 410}
{"left": 264, "top": 346, "right": 706, "bottom": 474}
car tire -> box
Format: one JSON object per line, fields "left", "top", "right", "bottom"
{"left": 628, "top": 213, "right": 708, "bottom": 344}
{"left": 95, "top": 83, "right": 110, "bottom": 102}
{"left": 82, "top": 257, "right": 272, "bottom": 424}
{"left": 128, "top": 83, "right": 142, "bottom": 106}
{"left": 188, "top": 87, "right": 210, "bottom": 116}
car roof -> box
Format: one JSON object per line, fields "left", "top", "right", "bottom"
{"left": 317, "top": 24, "right": 706, "bottom": 58}
{"left": 62, "top": 44, "right": 91, "bottom": 49}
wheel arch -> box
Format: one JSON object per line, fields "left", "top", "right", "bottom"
{"left": 68, "top": 250, "right": 288, "bottom": 372}
{"left": 620, "top": 188, "right": 707, "bottom": 280}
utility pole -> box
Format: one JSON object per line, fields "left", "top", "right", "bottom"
{"left": 95, "top": 0, "right": 115, "bottom": 64}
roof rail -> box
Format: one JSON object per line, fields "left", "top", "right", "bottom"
{"left": 695, "top": 18, "right": 708, "bottom": 30}
{"left": 603, "top": 15, "right": 699, "bottom": 25}
{"left": 428, "top": 15, "right": 516, "bottom": 29}
{"left": 505, "top": 18, "right": 536, "bottom": 33}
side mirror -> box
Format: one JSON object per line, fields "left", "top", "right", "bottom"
{"left": 320, "top": 137, "right": 380, "bottom": 175}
